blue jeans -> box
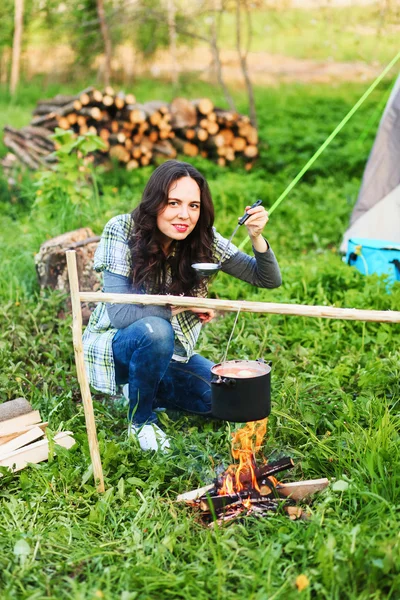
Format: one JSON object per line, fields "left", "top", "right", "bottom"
{"left": 111, "top": 317, "right": 214, "bottom": 425}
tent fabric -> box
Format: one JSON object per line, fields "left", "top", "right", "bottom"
{"left": 341, "top": 183, "right": 400, "bottom": 251}
{"left": 341, "top": 74, "right": 400, "bottom": 252}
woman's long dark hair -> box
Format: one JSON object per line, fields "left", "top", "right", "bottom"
{"left": 129, "top": 160, "right": 215, "bottom": 295}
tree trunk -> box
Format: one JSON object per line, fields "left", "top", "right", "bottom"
{"left": 10, "top": 0, "right": 24, "bottom": 95}
{"left": 167, "top": 0, "right": 178, "bottom": 85}
{"left": 235, "top": 0, "right": 257, "bottom": 128}
{"left": 96, "top": 0, "right": 112, "bottom": 87}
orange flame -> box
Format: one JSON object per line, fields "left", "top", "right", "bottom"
{"left": 219, "top": 418, "right": 268, "bottom": 495}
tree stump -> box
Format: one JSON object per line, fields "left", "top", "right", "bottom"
{"left": 35, "top": 228, "right": 102, "bottom": 324}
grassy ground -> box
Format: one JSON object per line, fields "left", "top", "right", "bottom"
{"left": 0, "top": 78, "right": 400, "bottom": 599}
{"left": 216, "top": 4, "right": 400, "bottom": 63}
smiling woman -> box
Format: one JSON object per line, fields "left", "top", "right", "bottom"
{"left": 82, "top": 160, "right": 282, "bottom": 452}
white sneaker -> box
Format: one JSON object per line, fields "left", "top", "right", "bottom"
{"left": 128, "top": 422, "right": 171, "bottom": 452}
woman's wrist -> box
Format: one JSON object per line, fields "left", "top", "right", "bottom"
{"left": 251, "top": 234, "right": 269, "bottom": 253}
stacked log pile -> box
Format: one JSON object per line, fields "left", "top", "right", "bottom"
{"left": 0, "top": 399, "right": 75, "bottom": 475}
{"left": 2, "top": 86, "right": 259, "bottom": 172}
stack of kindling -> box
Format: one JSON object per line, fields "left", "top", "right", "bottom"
{"left": 2, "top": 86, "right": 259, "bottom": 172}
{"left": 0, "top": 398, "right": 75, "bottom": 475}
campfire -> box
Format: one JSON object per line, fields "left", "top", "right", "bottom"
{"left": 177, "top": 418, "right": 329, "bottom": 527}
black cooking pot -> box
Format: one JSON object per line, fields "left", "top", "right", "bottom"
{"left": 210, "top": 359, "right": 271, "bottom": 422}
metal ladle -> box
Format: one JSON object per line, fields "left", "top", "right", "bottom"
{"left": 192, "top": 199, "right": 263, "bottom": 277}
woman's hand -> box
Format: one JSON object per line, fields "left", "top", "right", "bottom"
{"left": 189, "top": 307, "right": 216, "bottom": 324}
{"left": 170, "top": 306, "right": 216, "bottom": 323}
{"left": 242, "top": 205, "right": 269, "bottom": 252}
{"left": 243, "top": 205, "right": 269, "bottom": 239}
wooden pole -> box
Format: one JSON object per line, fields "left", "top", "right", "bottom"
{"left": 66, "top": 251, "right": 105, "bottom": 493}
{"left": 78, "top": 292, "right": 400, "bottom": 324}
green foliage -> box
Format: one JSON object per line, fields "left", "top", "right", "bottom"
{"left": 32, "top": 128, "right": 106, "bottom": 230}
{"left": 1, "top": 79, "right": 400, "bottom": 599}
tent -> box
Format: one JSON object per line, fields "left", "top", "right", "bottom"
{"left": 340, "top": 75, "right": 400, "bottom": 252}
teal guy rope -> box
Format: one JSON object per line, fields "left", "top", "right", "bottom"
{"left": 238, "top": 50, "right": 400, "bottom": 251}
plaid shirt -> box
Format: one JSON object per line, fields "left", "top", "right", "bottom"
{"left": 83, "top": 214, "right": 238, "bottom": 395}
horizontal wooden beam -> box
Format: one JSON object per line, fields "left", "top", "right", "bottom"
{"left": 78, "top": 292, "right": 400, "bottom": 323}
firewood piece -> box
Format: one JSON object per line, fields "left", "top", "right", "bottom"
{"left": 0, "top": 426, "right": 45, "bottom": 458}
{"left": 225, "top": 147, "right": 235, "bottom": 162}
{"left": 284, "top": 506, "right": 310, "bottom": 521}
{"left": 0, "top": 431, "right": 75, "bottom": 475}
{"left": 232, "top": 137, "right": 247, "bottom": 152}
{"left": 192, "top": 98, "right": 214, "bottom": 115}
{"left": 109, "top": 145, "right": 131, "bottom": 163}
{"left": 152, "top": 140, "right": 177, "bottom": 158}
{"left": 177, "top": 483, "right": 214, "bottom": 502}
{"left": 276, "top": 478, "right": 329, "bottom": 501}
{"left": 67, "top": 113, "right": 77, "bottom": 126}
{"left": 109, "top": 132, "right": 126, "bottom": 145}
{"left": 102, "top": 94, "right": 114, "bottom": 107}
{"left": 203, "top": 134, "right": 225, "bottom": 149}
{"left": 33, "top": 100, "right": 83, "bottom": 117}
{"left": 0, "top": 411, "right": 42, "bottom": 437}
{"left": 114, "top": 93, "right": 125, "bottom": 110}
{"left": 216, "top": 457, "right": 294, "bottom": 490}
{"left": 78, "top": 107, "right": 103, "bottom": 121}
{"left": 205, "top": 121, "right": 219, "bottom": 136}
{"left": 125, "top": 93, "right": 136, "bottom": 105}
{"left": 172, "top": 138, "right": 199, "bottom": 157}
{"left": 148, "top": 131, "right": 159, "bottom": 143}
{"left": 3, "top": 135, "right": 41, "bottom": 169}
{"left": 30, "top": 112, "right": 57, "bottom": 128}
{"left": 127, "top": 159, "right": 140, "bottom": 171}
{"left": 127, "top": 105, "right": 147, "bottom": 124}
{"left": 243, "top": 126, "right": 258, "bottom": 145}
{"left": 169, "top": 98, "right": 197, "bottom": 129}
{"left": 194, "top": 127, "right": 208, "bottom": 142}
{"left": 214, "top": 108, "right": 237, "bottom": 124}
{"left": 0, "top": 423, "right": 48, "bottom": 447}
{"left": 243, "top": 145, "right": 258, "bottom": 159}
{"left": 0, "top": 399, "right": 33, "bottom": 422}
{"left": 199, "top": 491, "right": 277, "bottom": 513}
{"left": 35, "top": 94, "right": 75, "bottom": 107}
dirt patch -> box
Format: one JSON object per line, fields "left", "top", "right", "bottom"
{"left": 142, "top": 47, "right": 382, "bottom": 85}
{"left": 21, "top": 43, "right": 382, "bottom": 86}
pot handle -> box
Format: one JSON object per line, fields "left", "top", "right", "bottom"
{"left": 211, "top": 375, "right": 236, "bottom": 387}
{"left": 257, "top": 358, "right": 272, "bottom": 367}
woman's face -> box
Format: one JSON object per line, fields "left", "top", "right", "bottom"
{"left": 156, "top": 176, "right": 201, "bottom": 248}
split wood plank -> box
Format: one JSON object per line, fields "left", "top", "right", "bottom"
{"left": 177, "top": 484, "right": 214, "bottom": 502}
{"left": 276, "top": 478, "right": 329, "bottom": 501}
{"left": 0, "top": 426, "right": 45, "bottom": 458}
{"left": 79, "top": 292, "right": 400, "bottom": 324}
{"left": 0, "top": 422, "right": 48, "bottom": 446}
{"left": 0, "top": 410, "right": 41, "bottom": 437}
{"left": 0, "top": 431, "right": 75, "bottom": 474}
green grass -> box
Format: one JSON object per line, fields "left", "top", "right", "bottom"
{"left": 1, "top": 78, "right": 400, "bottom": 599}
{"left": 208, "top": 4, "right": 400, "bottom": 64}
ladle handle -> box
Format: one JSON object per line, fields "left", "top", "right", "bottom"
{"left": 238, "top": 199, "right": 263, "bottom": 225}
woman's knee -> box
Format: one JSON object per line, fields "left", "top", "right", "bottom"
{"left": 113, "top": 316, "right": 174, "bottom": 363}
{"left": 141, "top": 317, "right": 174, "bottom": 352}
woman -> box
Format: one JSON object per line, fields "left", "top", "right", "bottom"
{"left": 83, "top": 160, "right": 281, "bottom": 452}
